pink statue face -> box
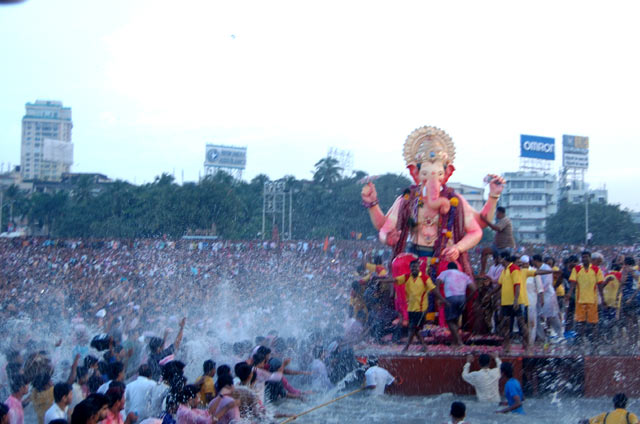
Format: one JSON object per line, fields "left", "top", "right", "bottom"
{"left": 418, "top": 160, "right": 446, "bottom": 185}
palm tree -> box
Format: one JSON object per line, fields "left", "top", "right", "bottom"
{"left": 313, "top": 157, "right": 343, "bottom": 186}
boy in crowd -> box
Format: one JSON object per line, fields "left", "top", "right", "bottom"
{"left": 196, "top": 360, "right": 216, "bottom": 406}
{"left": 44, "top": 383, "right": 73, "bottom": 424}
{"left": 445, "top": 401, "right": 469, "bottom": 424}
{"left": 496, "top": 362, "right": 524, "bottom": 414}
{"left": 580, "top": 393, "right": 638, "bottom": 424}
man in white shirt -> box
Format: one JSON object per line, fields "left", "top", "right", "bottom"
{"left": 461, "top": 353, "right": 501, "bottom": 403}
{"left": 437, "top": 263, "right": 477, "bottom": 346}
{"left": 532, "top": 255, "right": 564, "bottom": 340}
{"left": 364, "top": 357, "right": 394, "bottom": 395}
{"left": 520, "top": 255, "right": 545, "bottom": 346}
{"left": 125, "top": 364, "right": 158, "bottom": 421}
{"left": 44, "top": 383, "right": 72, "bottom": 424}
{"left": 69, "top": 366, "right": 89, "bottom": 416}
{"left": 310, "top": 347, "right": 333, "bottom": 392}
{"left": 97, "top": 361, "right": 125, "bottom": 394}
{"left": 486, "top": 254, "right": 504, "bottom": 285}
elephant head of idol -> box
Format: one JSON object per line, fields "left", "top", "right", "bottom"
{"left": 403, "top": 126, "right": 456, "bottom": 214}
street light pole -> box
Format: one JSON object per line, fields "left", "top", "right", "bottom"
{"left": 585, "top": 192, "right": 589, "bottom": 245}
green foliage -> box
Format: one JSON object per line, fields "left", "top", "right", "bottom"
{"left": 27, "top": 157, "right": 640, "bottom": 243}
{"left": 12, "top": 163, "right": 415, "bottom": 239}
{"left": 313, "top": 156, "right": 343, "bottom": 186}
{"left": 546, "top": 200, "right": 639, "bottom": 245}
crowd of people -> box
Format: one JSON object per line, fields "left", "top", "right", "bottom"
{"left": 0, "top": 233, "right": 639, "bottom": 423}
{"left": 0, "top": 237, "right": 396, "bottom": 424}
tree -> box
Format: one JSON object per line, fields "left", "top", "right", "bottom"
{"left": 313, "top": 157, "right": 343, "bottom": 186}
{"left": 14, "top": 154, "right": 424, "bottom": 240}
{"left": 546, "top": 200, "right": 639, "bottom": 245}
{"left": 1, "top": 184, "right": 29, "bottom": 230}
{"left": 28, "top": 191, "right": 68, "bottom": 235}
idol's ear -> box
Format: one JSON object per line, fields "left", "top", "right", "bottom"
{"left": 407, "top": 164, "right": 420, "bottom": 184}
{"left": 443, "top": 164, "right": 455, "bottom": 185}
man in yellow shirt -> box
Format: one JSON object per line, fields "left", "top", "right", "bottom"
{"left": 602, "top": 265, "right": 622, "bottom": 345}
{"left": 580, "top": 393, "right": 639, "bottom": 424}
{"left": 567, "top": 251, "right": 605, "bottom": 347}
{"left": 383, "top": 260, "right": 448, "bottom": 352}
{"left": 492, "top": 253, "right": 529, "bottom": 352}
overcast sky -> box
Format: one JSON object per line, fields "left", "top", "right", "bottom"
{"left": 1, "top": 0, "right": 639, "bottom": 209}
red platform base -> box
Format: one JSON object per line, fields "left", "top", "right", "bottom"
{"left": 373, "top": 353, "right": 640, "bottom": 397}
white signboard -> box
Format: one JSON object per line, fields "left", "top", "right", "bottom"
{"left": 562, "top": 135, "right": 589, "bottom": 169}
{"left": 205, "top": 144, "right": 247, "bottom": 169}
{"left": 43, "top": 138, "right": 74, "bottom": 165}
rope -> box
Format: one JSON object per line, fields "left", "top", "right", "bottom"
{"left": 278, "top": 387, "right": 365, "bottom": 423}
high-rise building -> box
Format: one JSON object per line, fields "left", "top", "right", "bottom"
{"left": 501, "top": 171, "right": 558, "bottom": 243}
{"left": 447, "top": 182, "right": 485, "bottom": 212}
{"left": 20, "top": 100, "right": 73, "bottom": 181}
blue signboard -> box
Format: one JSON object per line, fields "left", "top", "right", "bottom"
{"left": 520, "top": 135, "right": 555, "bottom": 160}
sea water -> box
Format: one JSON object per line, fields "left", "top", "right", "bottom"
{"left": 275, "top": 392, "right": 624, "bottom": 424}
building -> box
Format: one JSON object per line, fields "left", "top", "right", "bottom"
{"left": 447, "top": 182, "right": 485, "bottom": 212}
{"left": 501, "top": 172, "right": 558, "bottom": 243}
{"left": 20, "top": 100, "right": 73, "bottom": 181}
{"left": 0, "top": 166, "right": 25, "bottom": 190}
{"left": 30, "top": 172, "right": 112, "bottom": 195}
{"left": 559, "top": 182, "right": 608, "bottom": 205}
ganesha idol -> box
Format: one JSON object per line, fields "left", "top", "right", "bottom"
{"left": 361, "top": 126, "right": 505, "bottom": 326}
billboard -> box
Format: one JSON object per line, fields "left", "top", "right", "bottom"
{"left": 205, "top": 144, "right": 247, "bottom": 169}
{"left": 520, "top": 135, "right": 555, "bottom": 160}
{"left": 43, "top": 138, "right": 74, "bottom": 165}
{"left": 562, "top": 135, "right": 589, "bottom": 169}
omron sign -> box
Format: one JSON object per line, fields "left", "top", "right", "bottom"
{"left": 520, "top": 135, "right": 555, "bottom": 160}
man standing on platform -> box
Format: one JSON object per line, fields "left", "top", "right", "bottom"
{"left": 481, "top": 207, "right": 516, "bottom": 273}
{"left": 532, "top": 255, "right": 564, "bottom": 342}
{"left": 436, "top": 263, "right": 477, "bottom": 346}
{"left": 620, "top": 257, "right": 640, "bottom": 349}
{"left": 382, "top": 260, "right": 449, "bottom": 352}
{"left": 493, "top": 253, "right": 529, "bottom": 352}
{"left": 567, "top": 251, "right": 604, "bottom": 348}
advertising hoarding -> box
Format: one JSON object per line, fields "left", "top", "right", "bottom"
{"left": 43, "top": 138, "right": 74, "bottom": 165}
{"left": 520, "top": 135, "right": 555, "bottom": 160}
{"left": 562, "top": 135, "right": 589, "bottom": 169}
{"left": 205, "top": 144, "right": 247, "bottom": 169}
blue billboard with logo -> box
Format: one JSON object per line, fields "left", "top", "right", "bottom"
{"left": 520, "top": 135, "right": 555, "bottom": 160}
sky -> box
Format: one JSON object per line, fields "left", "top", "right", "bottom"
{"left": 1, "top": 0, "right": 639, "bottom": 209}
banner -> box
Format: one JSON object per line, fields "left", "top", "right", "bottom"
{"left": 205, "top": 144, "right": 247, "bottom": 169}
{"left": 562, "top": 135, "right": 589, "bottom": 169}
{"left": 43, "top": 138, "right": 74, "bottom": 165}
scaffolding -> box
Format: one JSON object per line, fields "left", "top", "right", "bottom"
{"left": 262, "top": 181, "right": 293, "bottom": 240}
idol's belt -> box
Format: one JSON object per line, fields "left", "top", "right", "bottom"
{"left": 406, "top": 242, "right": 434, "bottom": 257}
